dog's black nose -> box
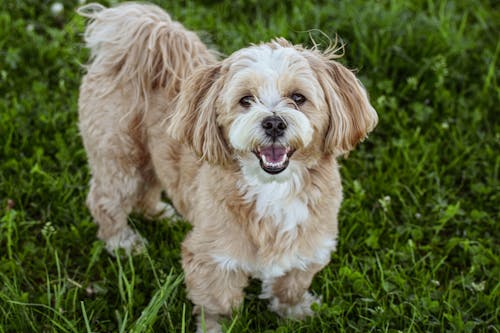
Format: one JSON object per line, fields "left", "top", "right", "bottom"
{"left": 262, "top": 116, "right": 287, "bottom": 138}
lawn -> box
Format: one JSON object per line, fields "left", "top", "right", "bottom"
{"left": 0, "top": 0, "right": 499, "bottom": 332}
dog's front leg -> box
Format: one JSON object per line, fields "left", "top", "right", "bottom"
{"left": 261, "top": 264, "right": 324, "bottom": 319}
{"left": 182, "top": 240, "right": 249, "bottom": 333}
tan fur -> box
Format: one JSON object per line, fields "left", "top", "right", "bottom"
{"left": 78, "top": 3, "right": 377, "bottom": 332}
{"left": 167, "top": 64, "right": 232, "bottom": 165}
{"left": 304, "top": 52, "right": 378, "bottom": 154}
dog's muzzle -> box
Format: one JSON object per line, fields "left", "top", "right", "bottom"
{"left": 262, "top": 115, "right": 286, "bottom": 138}
{"left": 253, "top": 145, "right": 294, "bottom": 174}
{"left": 253, "top": 116, "right": 295, "bottom": 174}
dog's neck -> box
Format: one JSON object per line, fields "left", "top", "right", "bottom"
{"left": 238, "top": 159, "right": 310, "bottom": 232}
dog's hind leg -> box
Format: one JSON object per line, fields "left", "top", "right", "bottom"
{"left": 86, "top": 163, "right": 146, "bottom": 255}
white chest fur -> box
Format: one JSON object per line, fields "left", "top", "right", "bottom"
{"left": 243, "top": 172, "right": 310, "bottom": 232}
{"left": 211, "top": 168, "right": 337, "bottom": 279}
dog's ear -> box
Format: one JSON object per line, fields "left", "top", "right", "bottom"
{"left": 307, "top": 51, "right": 378, "bottom": 155}
{"left": 168, "top": 63, "right": 232, "bottom": 165}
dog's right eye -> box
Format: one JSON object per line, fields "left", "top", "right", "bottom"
{"left": 239, "top": 96, "right": 254, "bottom": 107}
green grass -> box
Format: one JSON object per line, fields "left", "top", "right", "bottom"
{"left": 1, "top": 0, "right": 499, "bottom": 332}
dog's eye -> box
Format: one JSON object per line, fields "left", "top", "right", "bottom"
{"left": 291, "top": 93, "right": 306, "bottom": 105}
{"left": 239, "top": 96, "right": 254, "bottom": 107}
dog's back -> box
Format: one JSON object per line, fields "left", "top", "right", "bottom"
{"left": 77, "top": 2, "right": 215, "bottom": 253}
{"left": 78, "top": 2, "right": 215, "bottom": 109}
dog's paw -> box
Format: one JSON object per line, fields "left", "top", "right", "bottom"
{"left": 156, "top": 202, "right": 178, "bottom": 219}
{"left": 195, "top": 313, "right": 222, "bottom": 333}
{"left": 105, "top": 227, "right": 147, "bottom": 256}
{"left": 269, "top": 291, "right": 321, "bottom": 320}
{"left": 195, "top": 323, "right": 221, "bottom": 333}
{"left": 145, "top": 202, "right": 179, "bottom": 221}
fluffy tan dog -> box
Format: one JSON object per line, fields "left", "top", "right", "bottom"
{"left": 78, "top": 2, "right": 377, "bottom": 332}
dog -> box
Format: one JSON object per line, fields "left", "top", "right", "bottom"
{"left": 77, "top": 2, "right": 377, "bottom": 332}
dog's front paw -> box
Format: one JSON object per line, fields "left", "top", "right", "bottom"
{"left": 195, "top": 312, "right": 222, "bottom": 333}
{"left": 105, "top": 227, "right": 147, "bottom": 256}
{"left": 269, "top": 291, "right": 321, "bottom": 320}
{"left": 195, "top": 323, "right": 221, "bottom": 333}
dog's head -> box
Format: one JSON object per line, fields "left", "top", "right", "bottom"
{"left": 168, "top": 38, "right": 377, "bottom": 182}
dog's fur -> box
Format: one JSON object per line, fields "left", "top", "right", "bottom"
{"left": 77, "top": 3, "right": 377, "bottom": 332}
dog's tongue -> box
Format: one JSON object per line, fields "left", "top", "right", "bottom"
{"left": 260, "top": 146, "right": 287, "bottom": 163}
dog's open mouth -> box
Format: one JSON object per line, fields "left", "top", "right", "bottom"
{"left": 253, "top": 146, "right": 295, "bottom": 174}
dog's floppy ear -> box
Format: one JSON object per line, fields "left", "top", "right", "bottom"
{"left": 168, "top": 63, "right": 232, "bottom": 165}
{"left": 307, "top": 51, "right": 378, "bottom": 155}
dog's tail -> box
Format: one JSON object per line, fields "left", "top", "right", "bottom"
{"left": 78, "top": 2, "right": 216, "bottom": 113}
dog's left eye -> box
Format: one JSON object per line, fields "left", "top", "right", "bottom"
{"left": 239, "top": 96, "right": 255, "bottom": 107}
{"left": 291, "top": 93, "right": 306, "bottom": 105}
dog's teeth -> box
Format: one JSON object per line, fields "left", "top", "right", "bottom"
{"left": 259, "top": 149, "right": 290, "bottom": 169}
{"left": 263, "top": 158, "right": 286, "bottom": 168}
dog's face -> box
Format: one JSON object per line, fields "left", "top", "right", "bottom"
{"left": 169, "top": 38, "right": 377, "bottom": 182}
